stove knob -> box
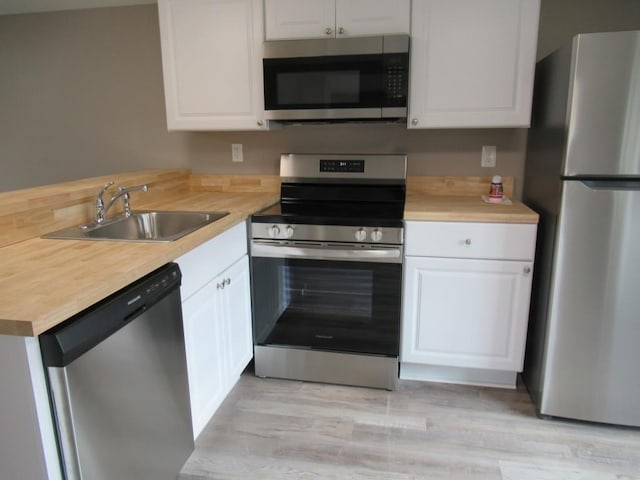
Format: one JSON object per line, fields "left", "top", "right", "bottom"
{"left": 355, "top": 228, "right": 367, "bottom": 242}
{"left": 371, "top": 229, "right": 383, "bottom": 242}
{"left": 285, "top": 225, "right": 295, "bottom": 238}
{"left": 269, "top": 225, "right": 280, "bottom": 238}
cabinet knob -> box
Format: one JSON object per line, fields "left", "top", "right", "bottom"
{"left": 325, "top": 27, "right": 333, "bottom": 35}
{"left": 338, "top": 27, "right": 345, "bottom": 35}
{"left": 257, "top": 120, "right": 263, "bottom": 127}
{"left": 464, "top": 238, "right": 472, "bottom": 245}
{"left": 226, "top": 278, "right": 231, "bottom": 285}
{"left": 411, "top": 118, "right": 418, "bottom": 126}
{"left": 523, "top": 266, "right": 532, "bottom": 274}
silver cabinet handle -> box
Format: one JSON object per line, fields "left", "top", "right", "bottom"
{"left": 257, "top": 120, "right": 263, "bottom": 127}
{"left": 325, "top": 27, "right": 333, "bottom": 35}
{"left": 338, "top": 27, "right": 344, "bottom": 35}
{"left": 411, "top": 118, "right": 418, "bottom": 126}
{"left": 524, "top": 266, "right": 532, "bottom": 274}
{"left": 464, "top": 238, "right": 472, "bottom": 245}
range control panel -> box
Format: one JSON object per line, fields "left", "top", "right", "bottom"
{"left": 319, "top": 159, "right": 365, "bottom": 173}
{"left": 251, "top": 223, "right": 404, "bottom": 245}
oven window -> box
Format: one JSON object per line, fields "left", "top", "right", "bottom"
{"left": 283, "top": 265, "right": 372, "bottom": 318}
{"left": 251, "top": 257, "right": 401, "bottom": 356}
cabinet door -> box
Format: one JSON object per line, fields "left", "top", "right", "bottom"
{"left": 265, "top": 0, "right": 410, "bottom": 39}
{"left": 158, "top": 0, "right": 267, "bottom": 130}
{"left": 265, "top": 0, "right": 335, "bottom": 40}
{"left": 336, "top": 0, "right": 410, "bottom": 37}
{"left": 177, "top": 221, "right": 248, "bottom": 302}
{"left": 218, "top": 255, "right": 253, "bottom": 385}
{"left": 408, "top": 0, "right": 540, "bottom": 128}
{"left": 182, "top": 280, "right": 226, "bottom": 438}
{"left": 401, "top": 256, "right": 533, "bottom": 371}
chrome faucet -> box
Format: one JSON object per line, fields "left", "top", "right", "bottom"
{"left": 95, "top": 182, "right": 149, "bottom": 224}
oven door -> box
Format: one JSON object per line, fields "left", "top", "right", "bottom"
{"left": 251, "top": 242, "right": 402, "bottom": 357}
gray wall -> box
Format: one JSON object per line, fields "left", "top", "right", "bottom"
{"left": 1, "top": 1, "right": 639, "bottom": 195}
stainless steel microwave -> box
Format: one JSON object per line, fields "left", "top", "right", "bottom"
{"left": 262, "top": 35, "right": 409, "bottom": 122}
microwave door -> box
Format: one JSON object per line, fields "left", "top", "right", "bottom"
{"left": 263, "top": 55, "right": 385, "bottom": 120}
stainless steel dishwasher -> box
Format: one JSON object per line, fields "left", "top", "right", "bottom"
{"left": 39, "top": 263, "right": 194, "bottom": 480}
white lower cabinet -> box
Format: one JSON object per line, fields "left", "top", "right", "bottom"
{"left": 217, "top": 255, "right": 253, "bottom": 383}
{"left": 177, "top": 222, "right": 253, "bottom": 438}
{"left": 401, "top": 221, "right": 537, "bottom": 388}
{"left": 182, "top": 278, "right": 227, "bottom": 437}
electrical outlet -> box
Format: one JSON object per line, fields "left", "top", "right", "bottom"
{"left": 481, "top": 145, "right": 497, "bottom": 168}
{"left": 231, "top": 144, "right": 243, "bottom": 162}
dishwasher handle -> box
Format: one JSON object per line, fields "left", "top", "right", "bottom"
{"left": 40, "top": 263, "right": 182, "bottom": 367}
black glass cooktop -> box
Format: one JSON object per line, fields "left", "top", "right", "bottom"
{"left": 251, "top": 182, "right": 406, "bottom": 227}
{"left": 251, "top": 202, "right": 404, "bottom": 227}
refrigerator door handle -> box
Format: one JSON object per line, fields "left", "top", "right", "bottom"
{"left": 580, "top": 179, "right": 640, "bottom": 191}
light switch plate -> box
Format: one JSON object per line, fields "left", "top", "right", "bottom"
{"left": 481, "top": 145, "right": 497, "bottom": 168}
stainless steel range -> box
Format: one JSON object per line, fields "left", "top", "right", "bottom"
{"left": 250, "top": 153, "right": 406, "bottom": 390}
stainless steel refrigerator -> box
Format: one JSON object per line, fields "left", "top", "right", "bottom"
{"left": 523, "top": 30, "right": 640, "bottom": 427}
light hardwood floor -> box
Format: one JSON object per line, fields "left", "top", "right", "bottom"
{"left": 180, "top": 371, "right": 640, "bottom": 479}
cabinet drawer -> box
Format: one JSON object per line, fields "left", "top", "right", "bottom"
{"left": 405, "top": 221, "right": 536, "bottom": 260}
{"left": 177, "top": 221, "right": 248, "bottom": 300}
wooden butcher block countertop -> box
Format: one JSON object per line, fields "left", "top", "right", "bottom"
{"left": 0, "top": 170, "right": 278, "bottom": 337}
{"left": 0, "top": 172, "right": 537, "bottom": 337}
{"left": 404, "top": 176, "right": 539, "bottom": 223}
{"left": 405, "top": 195, "right": 539, "bottom": 223}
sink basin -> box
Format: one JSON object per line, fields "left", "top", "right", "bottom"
{"left": 42, "top": 210, "right": 230, "bottom": 242}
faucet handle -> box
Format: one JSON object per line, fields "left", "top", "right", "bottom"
{"left": 97, "top": 181, "right": 115, "bottom": 205}
{"left": 95, "top": 181, "right": 115, "bottom": 223}
{"left": 119, "top": 184, "right": 149, "bottom": 217}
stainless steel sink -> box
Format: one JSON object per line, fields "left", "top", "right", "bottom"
{"left": 42, "top": 210, "right": 230, "bottom": 242}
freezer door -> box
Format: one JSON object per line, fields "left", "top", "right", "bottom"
{"left": 540, "top": 180, "right": 640, "bottom": 426}
{"left": 564, "top": 31, "right": 640, "bottom": 176}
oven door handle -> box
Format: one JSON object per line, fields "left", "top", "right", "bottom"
{"left": 251, "top": 241, "right": 403, "bottom": 264}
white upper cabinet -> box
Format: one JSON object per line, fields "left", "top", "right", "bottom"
{"left": 408, "top": 0, "right": 540, "bottom": 128}
{"left": 265, "top": 0, "right": 333, "bottom": 39}
{"left": 265, "top": 0, "right": 410, "bottom": 40}
{"left": 335, "top": 0, "right": 410, "bottom": 37}
{"left": 158, "top": 0, "right": 267, "bottom": 131}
